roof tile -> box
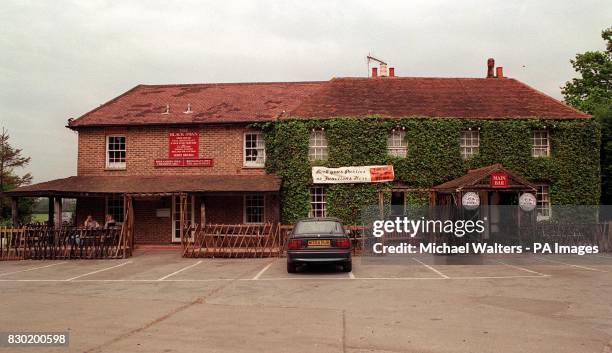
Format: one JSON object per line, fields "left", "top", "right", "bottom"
{"left": 68, "top": 77, "right": 589, "bottom": 128}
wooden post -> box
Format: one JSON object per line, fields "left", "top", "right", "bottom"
{"left": 378, "top": 190, "right": 384, "bottom": 219}
{"left": 48, "top": 197, "right": 55, "bottom": 226}
{"left": 179, "top": 193, "right": 186, "bottom": 245}
{"left": 517, "top": 191, "right": 522, "bottom": 245}
{"left": 128, "top": 195, "right": 134, "bottom": 252}
{"left": 200, "top": 196, "right": 206, "bottom": 226}
{"left": 11, "top": 197, "right": 18, "bottom": 226}
{"left": 123, "top": 194, "right": 133, "bottom": 258}
{"left": 54, "top": 197, "right": 62, "bottom": 228}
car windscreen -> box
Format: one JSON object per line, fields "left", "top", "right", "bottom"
{"left": 294, "top": 221, "right": 343, "bottom": 235}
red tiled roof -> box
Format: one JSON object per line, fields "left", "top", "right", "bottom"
{"left": 68, "top": 77, "right": 589, "bottom": 128}
{"left": 290, "top": 77, "right": 589, "bottom": 119}
{"left": 68, "top": 82, "right": 326, "bottom": 128}
{"left": 5, "top": 175, "right": 281, "bottom": 196}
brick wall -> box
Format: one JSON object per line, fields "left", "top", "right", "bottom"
{"left": 133, "top": 197, "right": 172, "bottom": 244}
{"left": 75, "top": 124, "right": 279, "bottom": 244}
{"left": 76, "top": 194, "right": 279, "bottom": 245}
{"left": 77, "top": 124, "right": 267, "bottom": 176}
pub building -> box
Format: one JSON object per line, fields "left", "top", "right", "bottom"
{"left": 7, "top": 59, "right": 595, "bottom": 246}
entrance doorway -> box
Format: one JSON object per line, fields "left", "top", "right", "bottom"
{"left": 488, "top": 191, "right": 519, "bottom": 243}
{"left": 391, "top": 192, "right": 405, "bottom": 216}
{"left": 172, "top": 195, "right": 194, "bottom": 243}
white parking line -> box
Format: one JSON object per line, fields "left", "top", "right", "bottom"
{"left": 252, "top": 261, "right": 274, "bottom": 280}
{"left": 447, "top": 275, "right": 550, "bottom": 280}
{"left": 412, "top": 258, "right": 449, "bottom": 278}
{"left": 496, "top": 260, "right": 548, "bottom": 277}
{"left": 157, "top": 260, "right": 202, "bottom": 281}
{"left": 65, "top": 261, "right": 132, "bottom": 281}
{"left": 348, "top": 272, "right": 355, "bottom": 279}
{"left": 0, "top": 262, "right": 67, "bottom": 277}
{"left": 534, "top": 257, "right": 607, "bottom": 272}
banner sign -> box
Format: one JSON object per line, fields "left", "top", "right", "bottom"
{"left": 154, "top": 159, "right": 213, "bottom": 167}
{"left": 312, "top": 165, "right": 394, "bottom": 184}
{"left": 490, "top": 171, "right": 509, "bottom": 188}
{"left": 169, "top": 129, "right": 199, "bottom": 159}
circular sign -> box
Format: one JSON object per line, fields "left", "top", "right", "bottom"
{"left": 519, "top": 193, "right": 537, "bottom": 212}
{"left": 462, "top": 192, "right": 480, "bottom": 210}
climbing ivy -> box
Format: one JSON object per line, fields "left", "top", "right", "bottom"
{"left": 256, "top": 117, "right": 600, "bottom": 224}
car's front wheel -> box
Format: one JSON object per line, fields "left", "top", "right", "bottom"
{"left": 287, "top": 262, "right": 297, "bottom": 273}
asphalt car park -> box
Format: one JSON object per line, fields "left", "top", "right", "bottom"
{"left": 0, "top": 252, "right": 611, "bottom": 353}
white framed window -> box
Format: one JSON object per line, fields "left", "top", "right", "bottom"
{"left": 532, "top": 130, "right": 550, "bottom": 157}
{"left": 244, "top": 132, "right": 266, "bottom": 168}
{"left": 309, "top": 187, "right": 326, "bottom": 217}
{"left": 172, "top": 195, "right": 195, "bottom": 242}
{"left": 387, "top": 129, "right": 407, "bottom": 157}
{"left": 308, "top": 129, "right": 328, "bottom": 161}
{"left": 106, "top": 135, "right": 126, "bottom": 169}
{"left": 536, "top": 184, "right": 551, "bottom": 221}
{"left": 244, "top": 194, "right": 265, "bottom": 224}
{"left": 460, "top": 129, "right": 479, "bottom": 159}
{"left": 105, "top": 195, "right": 124, "bottom": 224}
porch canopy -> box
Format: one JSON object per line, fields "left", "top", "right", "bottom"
{"left": 5, "top": 174, "right": 281, "bottom": 227}
{"left": 432, "top": 163, "right": 536, "bottom": 194}
{"left": 5, "top": 174, "right": 281, "bottom": 198}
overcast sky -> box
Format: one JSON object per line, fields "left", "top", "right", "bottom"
{"left": 1, "top": 0, "right": 610, "bottom": 183}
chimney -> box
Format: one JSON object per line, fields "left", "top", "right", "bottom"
{"left": 389, "top": 67, "right": 395, "bottom": 77}
{"left": 371, "top": 67, "right": 378, "bottom": 78}
{"left": 379, "top": 63, "right": 388, "bottom": 77}
{"left": 495, "top": 67, "right": 504, "bottom": 78}
{"left": 487, "top": 58, "right": 495, "bottom": 78}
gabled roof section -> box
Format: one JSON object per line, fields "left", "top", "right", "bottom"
{"left": 68, "top": 81, "right": 326, "bottom": 128}
{"left": 289, "top": 77, "right": 590, "bottom": 119}
{"left": 433, "top": 163, "right": 536, "bottom": 192}
{"left": 68, "top": 76, "right": 589, "bottom": 129}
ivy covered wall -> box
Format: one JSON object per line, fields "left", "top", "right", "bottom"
{"left": 258, "top": 117, "right": 600, "bottom": 224}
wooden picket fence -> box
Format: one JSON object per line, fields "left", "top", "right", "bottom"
{"left": 182, "top": 223, "right": 290, "bottom": 258}
{"left": 0, "top": 225, "right": 131, "bottom": 260}
{"left": 182, "top": 223, "right": 372, "bottom": 258}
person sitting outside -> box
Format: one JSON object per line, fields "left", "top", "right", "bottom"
{"left": 83, "top": 215, "right": 100, "bottom": 228}
{"left": 104, "top": 214, "right": 117, "bottom": 229}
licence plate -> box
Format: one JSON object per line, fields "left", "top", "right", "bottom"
{"left": 308, "top": 239, "right": 331, "bottom": 247}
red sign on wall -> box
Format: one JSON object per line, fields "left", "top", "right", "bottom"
{"left": 490, "top": 171, "right": 509, "bottom": 188}
{"left": 169, "top": 129, "right": 199, "bottom": 159}
{"left": 370, "top": 166, "right": 395, "bottom": 182}
{"left": 154, "top": 159, "right": 213, "bottom": 168}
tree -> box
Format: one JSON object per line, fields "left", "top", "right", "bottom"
{"left": 562, "top": 27, "right": 612, "bottom": 113}
{"left": 0, "top": 127, "right": 33, "bottom": 224}
{"left": 562, "top": 27, "right": 612, "bottom": 207}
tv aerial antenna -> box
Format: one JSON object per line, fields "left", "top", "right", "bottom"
{"left": 367, "top": 53, "right": 387, "bottom": 77}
